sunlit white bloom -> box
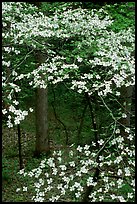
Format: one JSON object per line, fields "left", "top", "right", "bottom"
{"left": 91, "top": 141, "right": 96, "bottom": 146}
{"left": 89, "top": 192, "right": 97, "bottom": 199}
{"left": 70, "top": 185, "right": 75, "bottom": 191}
{"left": 47, "top": 178, "right": 53, "bottom": 184}
{"left": 18, "top": 168, "right": 25, "bottom": 175}
{"left": 75, "top": 192, "right": 81, "bottom": 198}
{"left": 131, "top": 179, "right": 135, "bottom": 187}
{"left": 33, "top": 196, "right": 45, "bottom": 202}
{"left": 2, "top": 109, "right": 7, "bottom": 114}
{"left": 57, "top": 183, "right": 63, "bottom": 189}
{"left": 99, "top": 195, "right": 104, "bottom": 201}
{"left": 61, "top": 188, "right": 66, "bottom": 195}
{"left": 69, "top": 150, "right": 74, "bottom": 156}
{"left": 91, "top": 152, "right": 96, "bottom": 157}
{"left": 127, "top": 134, "right": 134, "bottom": 141}
{"left": 84, "top": 144, "right": 90, "bottom": 150}
{"left": 117, "top": 169, "right": 122, "bottom": 176}
{"left": 57, "top": 150, "right": 62, "bottom": 156}
{"left": 49, "top": 195, "right": 60, "bottom": 202}
{"left": 22, "top": 186, "right": 27, "bottom": 191}
{"left": 85, "top": 150, "right": 90, "bottom": 156}
{"left": 127, "top": 193, "right": 133, "bottom": 199}
{"left": 57, "top": 156, "right": 62, "bottom": 162}
{"left": 115, "top": 129, "right": 120, "bottom": 134}
{"left": 34, "top": 182, "right": 41, "bottom": 189}
{"left": 52, "top": 167, "right": 58, "bottom": 175}
{"left": 59, "top": 165, "right": 67, "bottom": 171}
{"left": 77, "top": 57, "right": 83, "bottom": 62}
{"left": 122, "top": 113, "right": 127, "bottom": 118}
{"left": 124, "top": 167, "right": 131, "bottom": 176}
{"left": 45, "top": 172, "right": 49, "bottom": 177}
{"left": 47, "top": 158, "right": 55, "bottom": 167}
{"left": 62, "top": 176, "right": 70, "bottom": 184}
{"left": 70, "top": 174, "right": 74, "bottom": 180}
{"left": 13, "top": 100, "right": 19, "bottom": 105}
{"left": 35, "top": 168, "right": 42, "bottom": 178}
{"left": 29, "top": 108, "right": 33, "bottom": 112}
{"left": 16, "top": 188, "right": 21, "bottom": 192}
{"left": 125, "top": 127, "right": 130, "bottom": 133}
{"left": 97, "top": 188, "right": 102, "bottom": 192}
{"left": 76, "top": 170, "right": 82, "bottom": 177}
{"left": 9, "top": 105, "right": 16, "bottom": 112}
{"left": 77, "top": 145, "right": 83, "bottom": 152}
{"left": 98, "top": 139, "right": 104, "bottom": 145}
{"left": 48, "top": 76, "right": 54, "bottom": 81}
{"left": 39, "top": 178, "right": 44, "bottom": 185}
{"left": 110, "top": 181, "right": 115, "bottom": 187}
{"left": 74, "top": 182, "right": 80, "bottom": 188}
{"left": 117, "top": 179, "right": 123, "bottom": 188}
{"left": 78, "top": 89, "right": 82, "bottom": 93}
{"left": 69, "top": 161, "right": 75, "bottom": 167}
{"left": 114, "top": 156, "right": 123, "bottom": 164}
{"left": 96, "top": 74, "right": 101, "bottom": 79}
{"left": 110, "top": 194, "right": 116, "bottom": 200}
{"left": 116, "top": 91, "right": 120, "bottom": 96}
{"left": 59, "top": 171, "right": 65, "bottom": 176}
{"left": 46, "top": 185, "right": 53, "bottom": 191}
{"left": 103, "top": 176, "right": 108, "bottom": 183}
{"left": 81, "top": 165, "right": 88, "bottom": 174}
{"left": 78, "top": 185, "right": 84, "bottom": 192}
{"left": 99, "top": 155, "right": 104, "bottom": 161}
{"left": 87, "top": 177, "right": 94, "bottom": 186}
{"left": 117, "top": 136, "right": 124, "bottom": 143}
{"left": 118, "top": 195, "right": 126, "bottom": 202}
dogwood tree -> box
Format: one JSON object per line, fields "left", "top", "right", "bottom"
{"left": 2, "top": 2, "right": 135, "bottom": 202}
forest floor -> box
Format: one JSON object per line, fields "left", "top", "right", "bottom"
{"left": 2, "top": 127, "right": 35, "bottom": 202}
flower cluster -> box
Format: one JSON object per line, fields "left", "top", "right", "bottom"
{"left": 2, "top": 2, "right": 135, "bottom": 202}
{"left": 16, "top": 138, "right": 135, "bottom": 202}
{"left": 2, "top": 2, "right": 135, "bottom": 127}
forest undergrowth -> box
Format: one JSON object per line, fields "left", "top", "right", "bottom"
{"left": 2, "top": 90, "right": 135, "bottom": 202}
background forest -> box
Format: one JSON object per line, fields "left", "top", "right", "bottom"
{"left": 2, "top": 2, "right": 135, "bottom": 202}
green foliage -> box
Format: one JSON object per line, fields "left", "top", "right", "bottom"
{"left": 105, "top": 2, "right": 135, "bottom": 32}
{"left": 2, "top": 157, "right": 18, "bottom": 183}
{"left": 2, "top": 2, "right": 135, "bottom": 202}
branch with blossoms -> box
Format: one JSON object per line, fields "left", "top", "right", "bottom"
{"left": 2, "top": 2, "right": 135, "bottom": 202}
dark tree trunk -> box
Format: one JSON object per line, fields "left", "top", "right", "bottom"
{"left": 118, "top": 85, "right": 133, "bottom": 143}
{"left": 35, "top": 88, "right": 50, "bottom": 157}
{"left": 34, "top": 51, "right": 50, "bottom": 157}
{"left": 17, "top": 124, "right": 23, "bottom": 169}
{"left": 82, "top": 93, "right": 100, "bottom": 202}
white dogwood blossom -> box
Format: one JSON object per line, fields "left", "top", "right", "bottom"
{"left": 2, "top": 2, "right": 135, "bottom": 202}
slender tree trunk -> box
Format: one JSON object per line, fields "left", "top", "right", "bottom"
{"left": 27, "top": 1, "right": 50, "bottom": 157}
{"left": 35, "top": 88, "right": 50, "bottom": 156}
{"left": 85, "top": 93, "right": 100, "bottom": 148}
{"left": 77, "top": 103, "right": 88, "bottom": 145}
{"left": 34, "top": 51, "right": 50, "bottom": 157}
{"left": 15, "top": 92, "right": 23, "bottom": 169}
{"left": 17, "top": 124, "right": 23, "bottom": 169}
{"left": 82, "top": 93, "right": 100, "bottom": 202}
{"left": 118, "top": 85, "right": 133, "bottom": 143}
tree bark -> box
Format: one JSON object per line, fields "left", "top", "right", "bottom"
{"left": 34, "top": 51, "right": 50, "bottom": 157}
{"left": 35, "top": 88, "right": 50, "bottom": 156}
{"left": 118, "top": 85, "right": 133, "bottom": 143}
